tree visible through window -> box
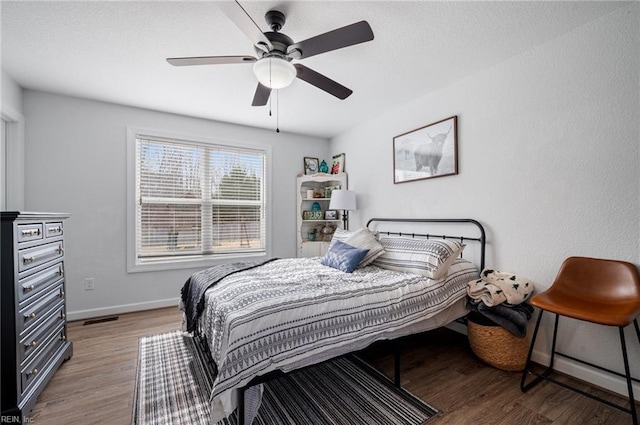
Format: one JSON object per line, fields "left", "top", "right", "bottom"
{"left": 135, "top": 136, "right": 266, "bottom": 263}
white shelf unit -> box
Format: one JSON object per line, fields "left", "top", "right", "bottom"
{"left": 296, "top": 172, "right": 347, "bottom": 257}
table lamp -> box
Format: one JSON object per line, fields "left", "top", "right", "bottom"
{"left": 329, "top": 190, "right": 357, "bottom": 230}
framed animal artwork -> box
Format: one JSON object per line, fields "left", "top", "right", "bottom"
{"left": 392, "top": 115, "right": 458, "bottom": 184}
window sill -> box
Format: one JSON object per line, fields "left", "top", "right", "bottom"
{"left": 127, "top": 252, "right": 269, "bottom": 273}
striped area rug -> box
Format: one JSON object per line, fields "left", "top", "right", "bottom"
{"left": 133, "top": 331, "right": 437, "bottom": 425}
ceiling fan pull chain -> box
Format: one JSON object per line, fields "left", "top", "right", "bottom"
{"left": 276, "top": 90, "right": 280, "bottom": 133}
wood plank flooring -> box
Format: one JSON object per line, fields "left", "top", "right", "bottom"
{"left": 30, "top": 307, "right": 183, "bottom": 424}
{"left": 29, "top": 307, "right": 636, "bottom": 424}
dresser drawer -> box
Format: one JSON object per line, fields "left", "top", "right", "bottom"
{"left": 44, "top": 222, "right": 64, "bottom": 239}
{"left": 18, "top": 241, "right": 64, "bottom": 273}
{"left": 19, "top": 303, "right": 66, "bottom": 364}
{"left": 19, "top": 283, "right": 65, "bottom": 336}
{"left": 18, "top": 262, "right": 64, "bottom": 304}
{"left": 18, "top": 223, "right": 44, "bottom": 243}
{"left": 20, "top": 323, "right": 66, "bottom": 396}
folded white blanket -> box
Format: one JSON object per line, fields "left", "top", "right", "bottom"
{"left": 467, "top": 269, "right": 534, "bottom": 307}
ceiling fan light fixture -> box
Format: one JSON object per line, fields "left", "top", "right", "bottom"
{"left": 253, "top": 57, "right": 296, "bottom": 89}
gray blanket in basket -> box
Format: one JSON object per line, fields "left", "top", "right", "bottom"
{"left": 468, "top": 300, "right": 534, "bottom": 337}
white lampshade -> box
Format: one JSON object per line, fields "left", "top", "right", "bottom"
{"left": 329, "top": 190, "right": 357, "bottom": 211}
{"left": 252, "top": 57, "right": 297, "bottom": 89}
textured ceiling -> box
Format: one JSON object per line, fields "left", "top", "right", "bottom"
{"left": 1, "top": 1, "right": 628, "bottom": 138}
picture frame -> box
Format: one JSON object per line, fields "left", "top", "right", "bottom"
{"left": 393, "top": 115, "right": 458, "bottom": 184}
{"left": 303, "top": 157, "right": 319, "bottom": 175}
{"left": 330, "top": 153, "right": 345, "bottom": 174}
{"left": 324, "top": 210, "right": 338, "bottom": 220}
{"left": 323, "top": 184, "right": 341, "bottom": 199}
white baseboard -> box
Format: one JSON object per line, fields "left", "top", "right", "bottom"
{"left": 67, "top": 298, "right": 179, "bottom": 321}
{"left": 529, "top": 348, "right": 640, "bottom": 402}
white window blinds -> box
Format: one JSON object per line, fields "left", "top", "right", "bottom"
{"left": 135, "top": 136, "right": 266, "bottom": 262}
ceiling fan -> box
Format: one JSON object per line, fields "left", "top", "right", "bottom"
{"left": 166, "top": 1, "right": 374, "bottom": 107}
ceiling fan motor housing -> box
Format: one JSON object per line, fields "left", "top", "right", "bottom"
{"left": 254, "top": 10, "right": 295, "bottom": 60}
{"left": 265, "top": 10, "right": 286, "bottom": 31}
{"left": 255, "top": 31, "right": 294, "bottom": 59}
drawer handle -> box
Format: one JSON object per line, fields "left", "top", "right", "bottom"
{"left": 58, "top": 246, "right": 64, "bottom": 254}
{"left": 24, "top": 312, "right": 37, "bottom": 320}
{"left": 25, "top": 285, "right": 36, "bottom": 292}
{"left": 21, "top": 228, "right": 41, "bottom": 237}
{"left": 59, "top": 290, "right": 65, "bottom": 298}
{"left": 60, "top": 312, "right": 66, "bottom": 320}
{"left": 60, "top": 335, "right": 67, "bottom": 341}
{"left": 58, "top": 267, "right": 64, "bottom": 276}
{"left": 23, "top": 256, "right": 36, "bottom": 264}
{"left": 25, "top": 341, "right": 38, "bottom": 348}
{"left": 48, "top": 226, "right": 62, "bottom": 233}
{"left": 27, "top": 368, "right": 39, "bottom": 377}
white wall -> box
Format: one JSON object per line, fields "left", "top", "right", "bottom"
{"left": 23, "top": 90, "right": 329, "bottom": 319}
{"left": 331, "top": 4, "right": 640, "bottom": 398}
{"left": 2, "top": 70, "right": 23, "bottom": 112}
{"left": 1, "top": 70, "right": 26, "bottom": 209}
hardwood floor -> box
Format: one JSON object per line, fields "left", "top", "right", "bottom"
{"left": 30, "top": 307, "right": 183, "bottom": 424}
{"left": 29, "top": 307, "right": 636, "bottom": 424}
{"left": 361, "top": 331, "right": 637, "bottom": 425}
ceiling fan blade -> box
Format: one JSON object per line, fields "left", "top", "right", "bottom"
{"left": 218, "top": 1, "right": 273, "bottom": 51}
{"left": 252, "top": 83, "right": 272, "bottom": 106}
{"left": 294, "top": 64, "right": 352, "bottom": 100}
{"left": 287, "top": 21, "right": 373, "bottom": 60}
{"left": 167, "top": 56, "right": 256, "bottom": 66}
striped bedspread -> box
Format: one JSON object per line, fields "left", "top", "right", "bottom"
{"left": 195, "top": 256, "right": 479, "bottom": 423}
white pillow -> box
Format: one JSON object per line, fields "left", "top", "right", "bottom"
{"left": 328, "top": 228, "right": 352, "bottom": 248}
{"left": 344, "top": 228, "right": 385, "bottom": 267}
{"left": 372, "top": 237, "right": 465, "bottom": 279}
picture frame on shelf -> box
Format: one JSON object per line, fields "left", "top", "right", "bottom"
{"left": 324, "top": 210, "right": 338, "bottom": 220}
{"left": 331, "top": 153, "right": 345, "bottom": 174}
{"left": 303, "top": 210, "right": 323, "bottom": 220}
{"left": 393, "top": 115, "right": 458, "bottom": 184}
{"left": 323, "top": 184, "right": 341, "bottom": 199}
{"left": 303, "top": 157, "right": 319, "bottom": 175}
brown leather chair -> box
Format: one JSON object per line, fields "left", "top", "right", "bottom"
{"left": 521, "top": 256, "right": 640, "bottom": 425}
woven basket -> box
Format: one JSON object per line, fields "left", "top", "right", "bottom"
{"left": 467, "top": 317, "right": 529, "bottom": 372}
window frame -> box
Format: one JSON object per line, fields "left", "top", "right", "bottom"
{"left": 126, "top": 126, "right": 272, "bottom": 273}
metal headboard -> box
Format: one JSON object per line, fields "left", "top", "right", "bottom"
{"left": 366, "top": 218, "right": 487, "bottom": 270}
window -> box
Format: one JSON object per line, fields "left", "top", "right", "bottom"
{"left": 127, "top": 127, "right": 270, "bottom": 271}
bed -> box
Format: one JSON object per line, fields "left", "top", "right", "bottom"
{"left": 180, "top": 218, "right": 487, "bottom": 424}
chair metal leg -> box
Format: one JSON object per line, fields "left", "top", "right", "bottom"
{"left": 549, "top": 314, "right": 559, "bottom": 368}
{"left": 620, "top": 327, "right": 638, "bottom": 425}
{"left": 521, "top": 311, "right": 560, "bottom": 392}
{"left": 522, "top": 314, "right": 639, "bottom": 424}
{"left": 521, "top": 310, "right": 543, "bottom": 391}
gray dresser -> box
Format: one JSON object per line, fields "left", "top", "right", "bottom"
{"left": 1, "top": 212, "right": 73, "bottom": 421}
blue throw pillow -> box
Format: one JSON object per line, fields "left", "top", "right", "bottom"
{"left": 321, "top": 240, "right": 370, "bottom": 273}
